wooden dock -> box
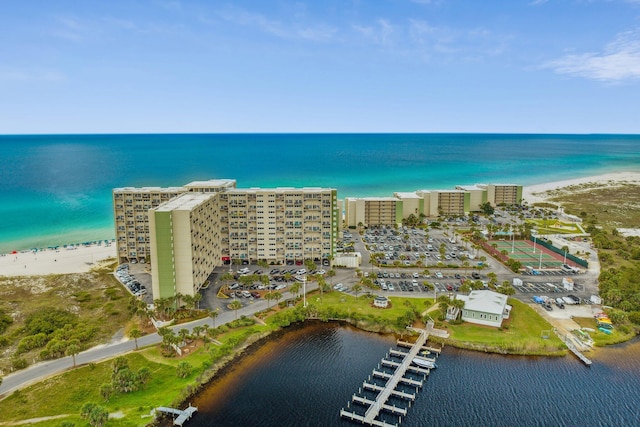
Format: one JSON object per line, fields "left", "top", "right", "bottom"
{"left": 340, "top": 323, "right": 448, "bottom": 425}
{"left": 553, "top": 329, "right": 592, "bottom": 366}
{"left": 156, "top": 405, "right": 198, "bottom": 426}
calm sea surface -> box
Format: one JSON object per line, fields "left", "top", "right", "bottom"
{"left": 183, "top": 322, "right": 640, "bottom": 427}
{"left": 1, "top": 133, "right": 639, "bottom": 251}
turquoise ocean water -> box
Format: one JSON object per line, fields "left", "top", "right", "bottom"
{"left": 1, "top": 133, "right": 639, "bottom": 253}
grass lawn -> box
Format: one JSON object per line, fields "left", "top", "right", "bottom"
{"left": 438, "top": 299, "right": 566, "bottom": 356}
{"left": 310, "top": 290, "right": 432, "bottom": 319}
{"left": 0, "top": 326, "right": 268, "bottom": 427}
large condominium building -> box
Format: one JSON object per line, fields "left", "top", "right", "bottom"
{"left": 149, "top": 192, "right": 222, "bottom": 299}
{"left": 418, "top": 190, "right": 470, "bottom": 217}
{"left": 114, "top": 180, "right": 338, "bottom": 297}
{"left": 344, "top": 197, "right": 402, "bottom": 228}
{"left": 113, "top": 179, "right": 236, "bottom": 263}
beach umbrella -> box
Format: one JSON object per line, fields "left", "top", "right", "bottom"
{"left": 11, "top": 250, "right": 17, "bottom": 254}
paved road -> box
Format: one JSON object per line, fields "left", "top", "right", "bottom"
{"left": 0, "top": 285, "right": 316, "bottom": 397}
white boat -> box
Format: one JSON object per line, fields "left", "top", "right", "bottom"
{"left": 412, "top": 357, "right": 437, "bottom": 369}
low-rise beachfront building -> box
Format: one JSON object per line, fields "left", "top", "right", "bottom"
{"left": 417, "top": 189, "right": 470, "bottom": 217}
{"left": 455, "top": 185, "right": 487, "bottom": 212}
{"left": 344, "top": 197, "right": 402, "bottom": 228}
{"left": 455, "top": 290, "right": 512, "bottom": 328}
{"left": 394, "top": 192, "right": 424, "bottom": 218}
{"left": 478, "top": 184, "right": 523, "bottom": 207}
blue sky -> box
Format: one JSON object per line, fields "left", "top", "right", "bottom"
{"left": 2, "top": 0, "right": 640, "bottom": 134}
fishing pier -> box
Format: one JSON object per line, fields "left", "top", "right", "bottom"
{"left": 340, "top": 323, "right": 449, "bottom": 426}
{"left": 156, "top": 405, "right": 198, "bottom": 426}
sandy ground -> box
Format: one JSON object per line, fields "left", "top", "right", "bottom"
{"left": 529, "top": 302, "right": 602, "bottom": 352}
{"left": 522, "top": 171, "right": 640, "bottom": 205}
{"left": 0, "top": 244, "right": 117, "bottom": 277}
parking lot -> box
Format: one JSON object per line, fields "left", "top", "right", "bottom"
{"left": 112, "top": 218, "right": 597, "bottom": 312}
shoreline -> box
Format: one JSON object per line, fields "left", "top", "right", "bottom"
{"left": 521, "top": 171, "right": 640, "bottom": 205}
{"left": 0, "top": 243, "right": 117, "bottom": 277}
{"left": 0, "top": 171, "right": 640, "bottom": 264}
{"left": 2, "top": 171, "right": 639, "bottom": 278}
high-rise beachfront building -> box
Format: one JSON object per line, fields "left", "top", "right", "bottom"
{"left": 113, "top": 180, "right": 338, "bottom": 297}
{"left": 417, "top": 189, "right": 470, "bottom": 217}
{"left": 113, "top": 179, "right": 236, "bottom": 264}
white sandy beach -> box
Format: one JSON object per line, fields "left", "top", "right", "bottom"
{"left": 522, "top": 171, "right": 640, "bottom": 205}
{"left": 0, "top": 244, "right": 117, "bottom": 277}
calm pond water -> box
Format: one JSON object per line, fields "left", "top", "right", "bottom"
{"left": 180, "top": 322, "right": 640, "bottom": 427}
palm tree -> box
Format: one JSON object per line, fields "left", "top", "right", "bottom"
{"left": 352, "top": 283, "right": 362, "bottom": 298}
{"left": 220, "top": 272, "right": 234, "bottom": 289}
{"left": 451, "top": 298, "right": 465, "bottom": 320}
{"left": 229, "top": 300, "right": 242, "bottom": 320}
{"left": 436, "top": 295, "right": 451, "bottom": 320}
{"left": 273, "top": 291, "right": 283, "bottom": 306}
{"left": 264, "top": 291, "right": 275, "bottom": 308}
{"left": 317, "top": 277, "right": 327, "bottom": 298}
{"left": 193, "top": 293, "right": 202, "bottom": 310}
{"left": 66, "top": 340, "right": 81, "bottom": 368}
{"left": 209, "top": 309, "right": 219, "bottom": 327}
{"left": 130, "top": 328, "right": 142, "bottom": 350}
{"left": 326, "top": 269, "right": 336, "bottom": 286}
{"left": 304, "top": 259, "right": 316, "bottom": 272}
{"left": 289, "top": 281, "right": 302, "bottom": 298}
{"left": 192, "top": 325, "right": 203, "bottom": 338}
{"left": 178, "top": 328, "right": 190, "bottom": 345}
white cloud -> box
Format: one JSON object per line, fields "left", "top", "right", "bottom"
{"left": 545, "top": 30, "right": 640, "bottom": 82}
{"left": 353, "top": 19, "right": 394, "bottom": 46}
{"left": 529, "top": 0, "right": 549, "bottom": 6}
{"left": 216, "top": 6, "right": 337, "bottom": 42}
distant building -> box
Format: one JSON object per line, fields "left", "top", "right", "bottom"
{"left": 394, "top": 192, "right": 423, "bottom": 218}
{"left": 416, "top": 190, "right": 469, "bottom": 216}
{"left": 455, "top": 185, "right": 487, "bottom": 212}
{"left": 477, "top": 184, "right": 523, "bottom": 207}
{"left": 455, "top": 290, "right": 512, "bottom": 327}
{"left": 344, "top": 197, "right": 402, "bottom": 228}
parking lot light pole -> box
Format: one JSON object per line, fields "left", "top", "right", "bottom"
{"left": 303, "top": 275, "right": 307, "bottom": 307}
{"left": 539, "top": 249, "right": 543, "bottom": 270}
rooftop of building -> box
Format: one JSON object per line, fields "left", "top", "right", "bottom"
{"left": 416, "top": 189, "right": 467, "bottom": 194}
{"left": 113, "top": 186, "right": 186, "bottom": 193}
{"left": 184, "top": 179, "right": 237, "bottom": 189}
{"left": 393, "top": 192, "right": 421, "bottom": 198}
{"left": 455, "top": 185, "right": 486, "bottom": 191}
{"left": 153, "top": 192, "right": 215, "bottom": 212}
{"left": 345, "top": 196, "right": 399, "bottom": 201}
{"left": 456, "top": 290, "right": 509, "bottom": 315}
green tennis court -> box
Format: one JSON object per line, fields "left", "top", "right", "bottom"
{"left": 490, "top": 239, "right": 565, "bottom": 268}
